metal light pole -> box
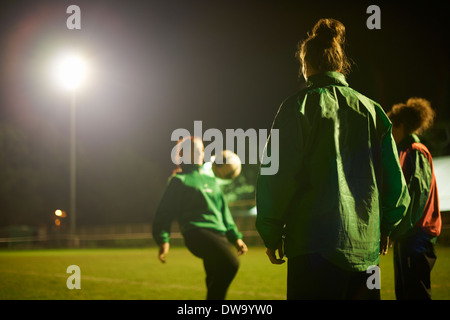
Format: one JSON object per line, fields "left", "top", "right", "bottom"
{"left": 69, "top": 90, "right": 77, "bottom": 237}
{"left": 55, "top": 54, "right": 86, "bottom": 245}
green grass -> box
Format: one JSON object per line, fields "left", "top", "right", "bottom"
{"left": 0, "top": 245, "right": 449, "bottom": 300}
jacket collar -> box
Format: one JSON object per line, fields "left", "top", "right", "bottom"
{"left": 397, "top": 134, "right": 421, "bottom": 151}
{"left": 180, "top": 163, "right": 202, "bottom": 173}
{"left": 306, "top": 71, "right": 349, "bottom": 88}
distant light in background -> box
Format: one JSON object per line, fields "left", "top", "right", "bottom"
{"left": 54, "top": 209, "right": 66, "bottom": 227}
{"left": 53, "top": 54, "right": 87, "bottom": 91}
{"left": 54, "top": 209, "right": 67, "bottom": 218}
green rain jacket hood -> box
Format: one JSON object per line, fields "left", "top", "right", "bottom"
{"left": 256, "top": 72, "right": 410, "bottom": 271}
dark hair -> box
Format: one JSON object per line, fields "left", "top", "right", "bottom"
{"left": 172, "top": 136, "right": 204, "bottom": 175}
{"left": 297, "top": 18, "right": 351, "bottom": 76}
{"left": 388, "top": 97, "right": 435, "bottom": 135}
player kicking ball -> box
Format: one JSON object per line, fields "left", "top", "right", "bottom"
{"left": 152, "top": 136, "right": 247, "bottom": 300}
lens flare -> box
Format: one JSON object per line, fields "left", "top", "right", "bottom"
{"left": 53, "top": 54, "right": 87, "bottom": 90}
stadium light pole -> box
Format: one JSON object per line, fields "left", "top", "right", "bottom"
{"left": 56, "top": 55, "right": 86, "bottom": 241}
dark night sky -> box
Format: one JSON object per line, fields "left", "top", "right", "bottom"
{"left": 0, "top": 0, "right": 449, "bottom": 226}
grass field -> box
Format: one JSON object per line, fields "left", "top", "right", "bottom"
{"left": 0, "top": 245, "right": 449, "bottom": 300}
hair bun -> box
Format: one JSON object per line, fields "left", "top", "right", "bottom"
{"left": 297, "top": 18, "right": 351, "bottom": 76}
{"left": 312, "top": 18, "right": 346, "bottom": 45}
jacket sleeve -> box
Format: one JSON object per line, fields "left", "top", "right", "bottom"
{"left": 255, "top": 95, "right": 307, "bottom": 249}
{"left": 391, "top": 148, "right": 432, "bottom": 239}
{"left": 221, "top": 196, "right": 243, "bottom": 243}
{"left": 379, "top": 123, "right": 410, "bottom": 237}
{"left": 152, "top": 176, "right": 183, "bottom": 245}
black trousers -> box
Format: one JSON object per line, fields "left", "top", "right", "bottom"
{"left": 183, "top": 228, "right": 239, "bottom": 300}
{"left": 287, "top": 253, "right": 380, "bottom": 300}
{"left": 393, "top": 232, "right": 437, "bottom": 300}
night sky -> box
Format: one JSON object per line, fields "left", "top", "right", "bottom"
{"left": 0, "top": 0, "right": 449, "bottom": 227}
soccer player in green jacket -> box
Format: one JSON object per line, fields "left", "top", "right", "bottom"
{"left": 152, "top": 136, "right": 248, "bottom": 300}
{"left": 256, "top": 18, "right": 410, "bottom": 299}
{"left": 388, "top": 97, "right": 442, "bottom": 299}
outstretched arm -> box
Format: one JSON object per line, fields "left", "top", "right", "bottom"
{"left": 158, "top": 242, "right": 170, "bottom": 263}
{"left": 152, "top": 176, "right": 183, "bottom": 263}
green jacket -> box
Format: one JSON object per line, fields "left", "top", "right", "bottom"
{"left": 256, "top": 72, "right": 410, "bottom": 271}
{"left": 152, "top": 164, "right": 243, "bottom": 245}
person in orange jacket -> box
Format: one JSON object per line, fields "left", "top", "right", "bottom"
{"left": 388, "top": 97, "right": 442, "bottom": 300}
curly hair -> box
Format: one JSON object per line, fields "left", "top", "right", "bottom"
{"left": 387, "top": 97, "right": 436, "bottom": 135}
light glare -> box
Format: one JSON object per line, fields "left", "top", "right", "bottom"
{"left": 55, "top": 55, "right": 86, "bottom": 90}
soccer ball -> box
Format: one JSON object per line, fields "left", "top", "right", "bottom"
{"left": 212, "top": 150, "right": 242, "bottom": 180}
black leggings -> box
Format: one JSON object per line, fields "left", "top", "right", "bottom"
{"left": 183, "top": 228, "right": 239, "bottom": 300}
{"left": 287, "top": 253, "right": 380, "bottom": 300}
{"left": 394, "top": 232, "right": 437, "bottom": 300}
